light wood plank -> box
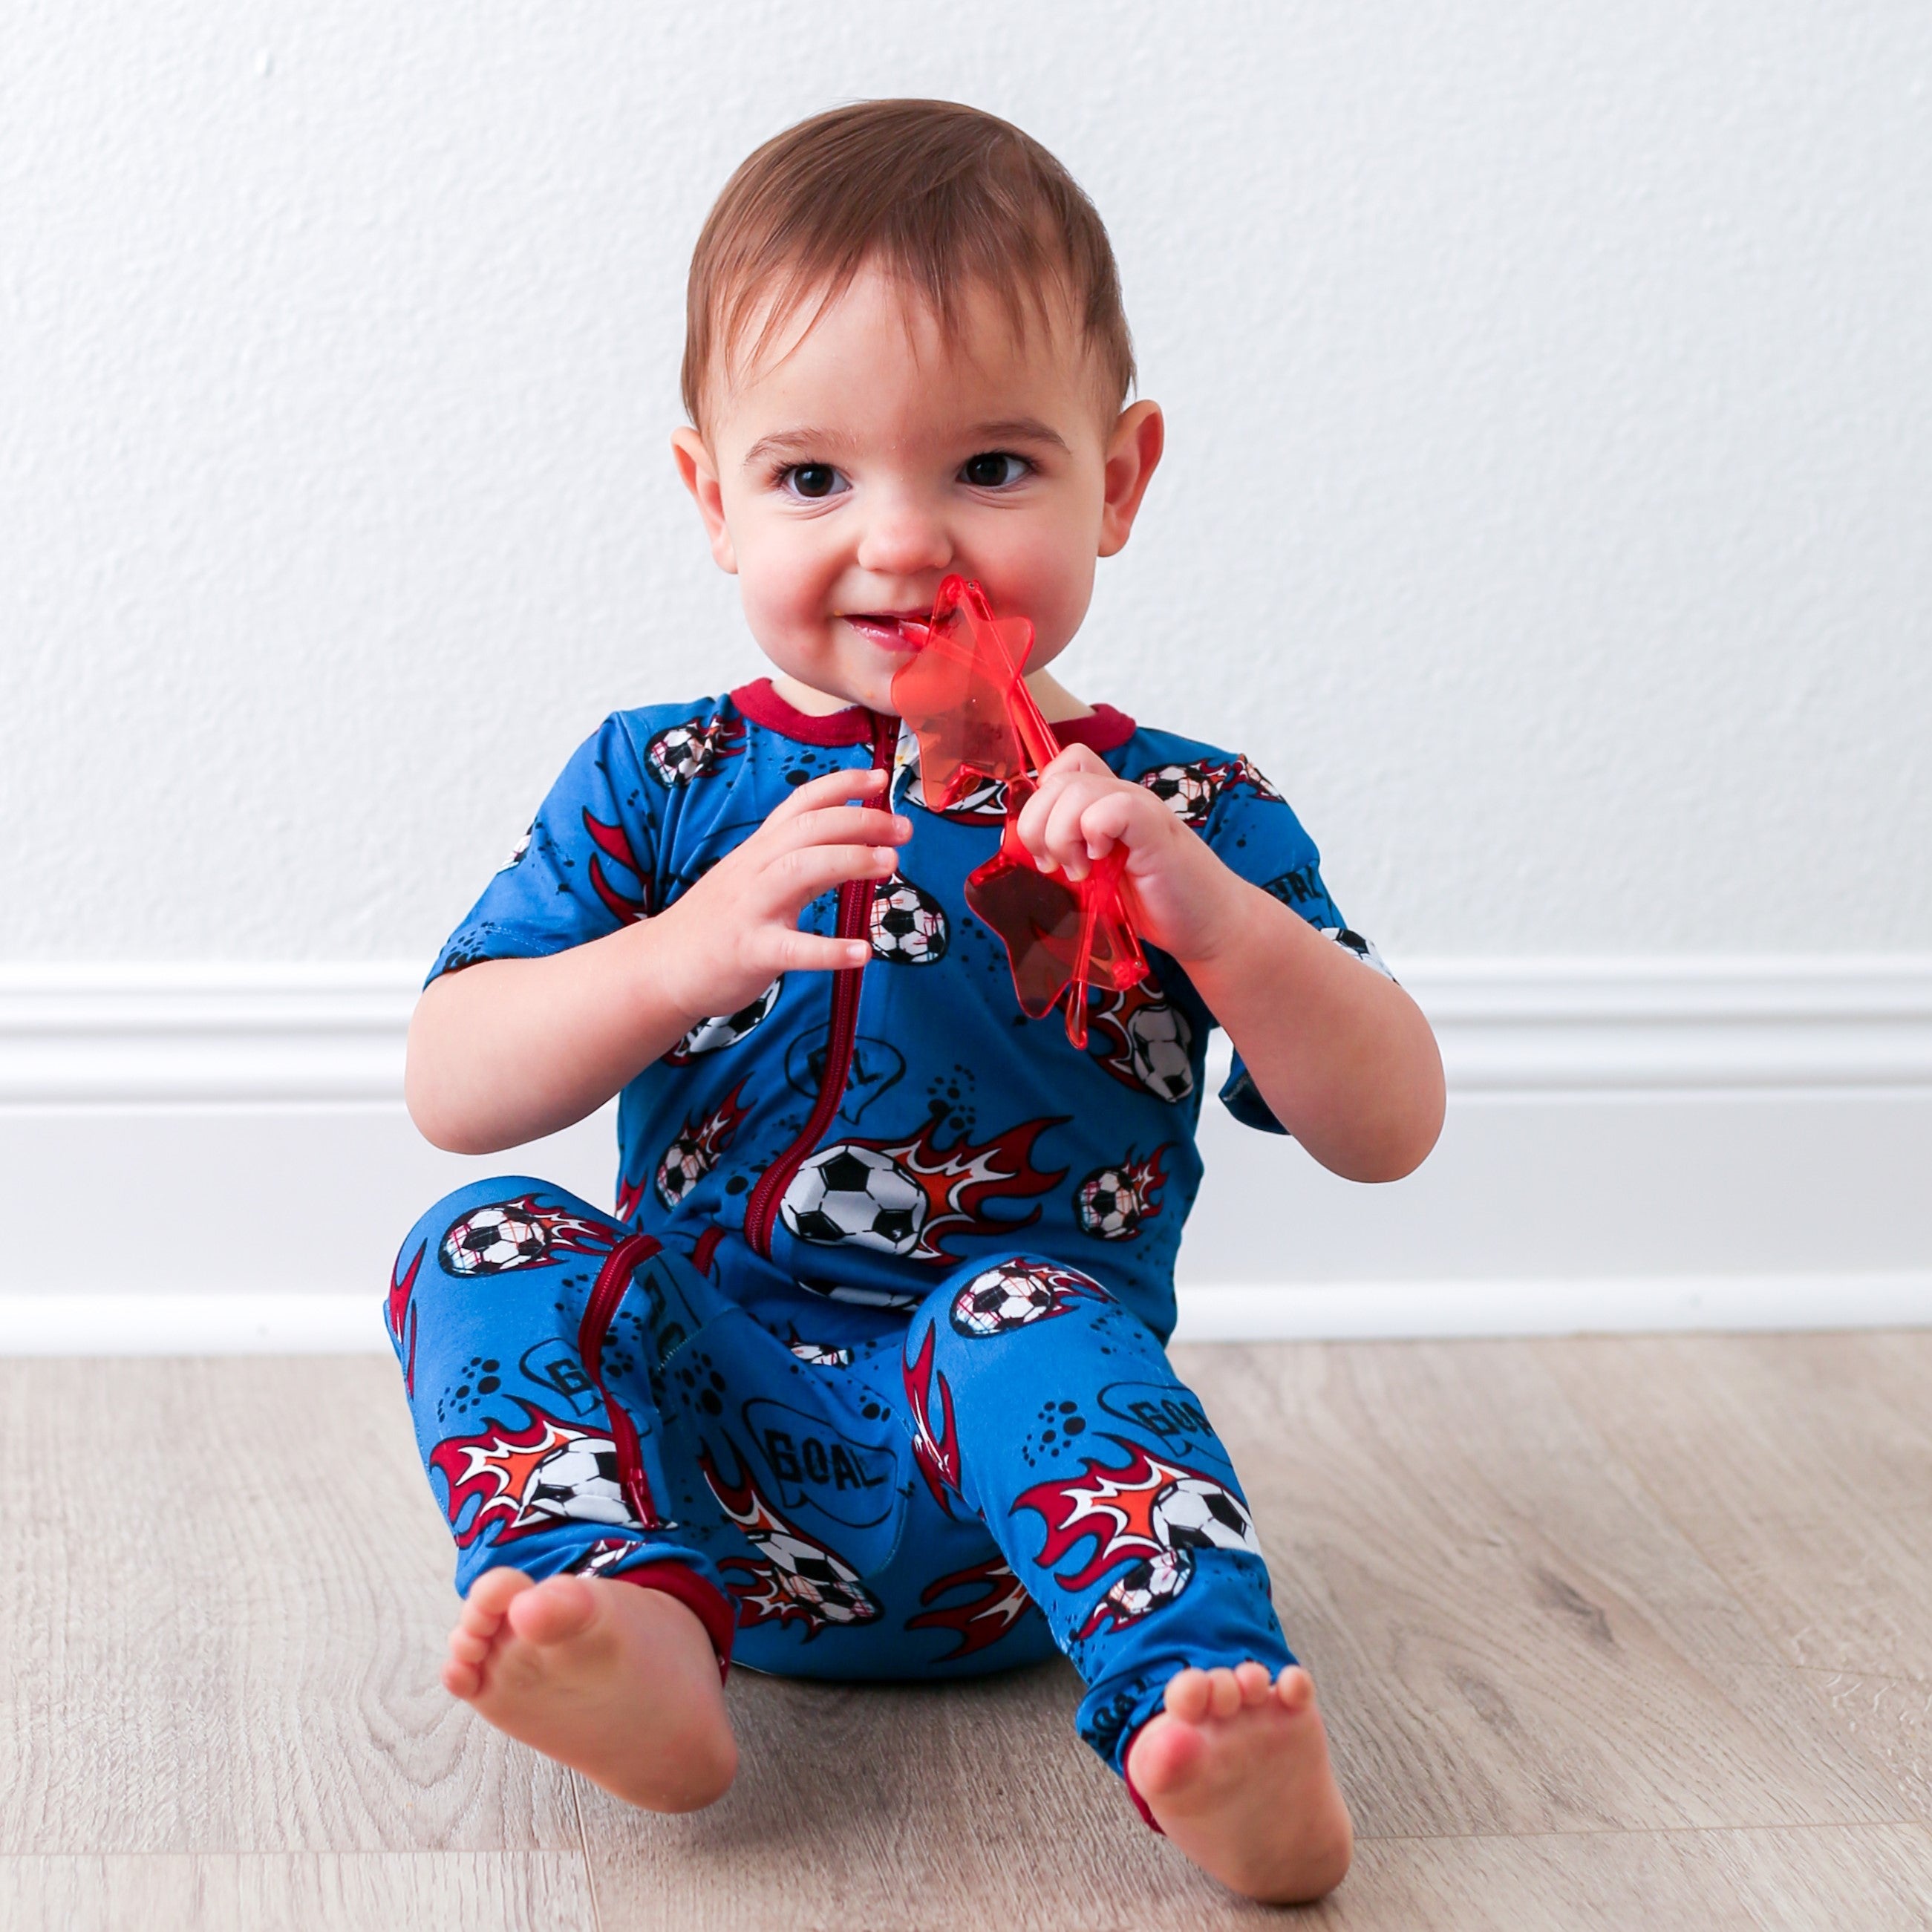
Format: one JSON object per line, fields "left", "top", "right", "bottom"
{"left": 1546, "top": 1333, "right": 1932, "bottom": 1679}
{"left": 0, "top": 1852, "right": 595, "bottom": 1932}
{"left": 10, "top": 1338, "right": 1932, "bottom": 1929}
{"left": 1319, "top": 1824, "right": 1932, "bottom": 1932}
{"left": 1175, "top": 1338, "right": 1907, "bottom": 1840}
{"left": 0, "top": 1358, "right": 578, "bottom": 1853}
{"left": 581, "top": 1662, "right": 1270, "bottom": 1931}
{"left": 1803, "top": 1673, "right": 1932, "bottom": 1821}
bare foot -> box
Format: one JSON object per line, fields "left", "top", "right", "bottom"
{"left": 443, "top": 1567, "right": 736, "bottom": 1811}
{"left": 1126, "top": 1662, "right": 1353, "bottom": 1903}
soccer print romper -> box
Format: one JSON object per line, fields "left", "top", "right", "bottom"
{"left": 388, "top": 678, "right": 1391, "bottom": 1789}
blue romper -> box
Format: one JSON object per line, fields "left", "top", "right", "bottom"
{"left": 388, "top": 676, "right": 1386, "bottom": 1804}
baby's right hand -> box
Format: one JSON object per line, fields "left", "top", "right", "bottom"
{"left": 651, "top": 766, "right": 909, "bottom": 1024}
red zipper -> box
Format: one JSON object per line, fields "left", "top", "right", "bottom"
{"left": 577, "top": 1229, "right": 665, "bottom": 1524}
{"left": 742, "top": 711, "right": 898, "bottom": 1258}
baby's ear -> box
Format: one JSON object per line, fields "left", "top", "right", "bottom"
{"left": 1098, "top": 400, "right": 1165, "bottom": 558}
{"left": 671, "top": 428, "right": 737, "bottom": 574}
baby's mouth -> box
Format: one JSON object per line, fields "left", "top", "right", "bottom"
{"left": 842, "top": 612, "right": 932, "bottom": 653}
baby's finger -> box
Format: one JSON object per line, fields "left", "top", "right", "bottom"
{"left": 762, "top": 766, "right": 890, "bottom": 826}
{"left": 1074, "top": 789, "right": 1140, "bottom": 860}
{"left": 1038, "top": 742, "right": 1108, "bottom": 783}
{"left": 1039, "top": 777, "right": 1115, "bottom": 880}
{"left": 1011, "top": 766, "right": 1080, "bottom": 868}
{"left": 767, "top": 928, "right": 872, "bottom": 974}
{"left": 758, "top": 840, "right": 899, "bottom": 912}
{"left": 776, "top": 803, "right": 912, "bottom": 853}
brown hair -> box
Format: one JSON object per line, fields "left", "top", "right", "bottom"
{"left": 682, "top": 99, "right": 1134, "bottom": 430}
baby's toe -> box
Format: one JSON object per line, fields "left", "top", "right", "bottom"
{"left": 441, "top": 1654, "right": 483, "bottom": 1699}
{"left": 1274, "top": 1665, "right": 1315, "bottom": 1716}
{"left": 506, "top": 1573, "right": 598, "bottom": 1647}
{"left": 1207, "top": 1668, "right": 1242, "bottom": 1719}
{"left": 463, "top": 1567, "right": 532, "bottom": 1626}
{"left": 447, "top": 1625, "right": 492, "bottom": 1665}
{"left": 1164, "top": 1668, "right": 1213, "bottom": 1724}
{"left": 1236, "top": 1661, "right": 1273, "bottom": 1706}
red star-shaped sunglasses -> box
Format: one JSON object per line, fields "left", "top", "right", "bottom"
{"left": 892, "top": 575, "right": 1149, "bottom": 1048}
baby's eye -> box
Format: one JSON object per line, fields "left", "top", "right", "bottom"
{"left": 780, "top": 463, "right": 849, "bottom": 500}
{"left": 959, "top": 451, "right": 1031, "bottom": 489}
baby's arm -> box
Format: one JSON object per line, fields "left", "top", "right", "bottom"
{"left": 1016, "top": 748, "right": 1444, "bottom": 1183}
{"left": 406, "top": 768, "right": 910, "bottom": 1155}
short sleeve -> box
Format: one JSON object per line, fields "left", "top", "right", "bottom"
{"left": 1171, "top": 753, "right": 1395, "bottom": 1135}
{"left": 428, "top": 714, "right": 657, "bottom": 983}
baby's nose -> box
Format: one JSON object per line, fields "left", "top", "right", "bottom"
{"left": 855, "top": 503, "right": 953, "bottom": 577}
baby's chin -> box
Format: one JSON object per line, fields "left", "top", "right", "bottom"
{"left": 763, "top": 664, "right": 890, "bottom": 719}
{"left": 759, "top": 636, "right": 911, "bottom": 718}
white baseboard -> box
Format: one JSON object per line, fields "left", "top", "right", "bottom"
{"left": 0, "top": 1292, "right": 391, "bottom": 1355}
{"left": 1171, "top": 1271, "right": 1932, "bottom": 1343}
{"left": 1, "top": 958, "right": 1928, "bottom": 1351}
{"left": 7, "top": 956, "right": 1931, "bottom": 1105}
{"left": 3, "top": 1273, "right": 1927, "bottom": 1357}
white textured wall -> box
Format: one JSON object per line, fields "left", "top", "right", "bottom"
{"left": 4, "top": 1, "right": 1928, "bottom": 965}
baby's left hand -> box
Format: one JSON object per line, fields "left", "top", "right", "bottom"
{"left": 1012, "top": 743, "right": 1247, "bottom": 966}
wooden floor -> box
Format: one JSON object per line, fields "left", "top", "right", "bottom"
{"left": 5, "top": 1334, "right": 1931, "bottom": 1930}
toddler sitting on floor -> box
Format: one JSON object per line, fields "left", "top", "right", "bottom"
{"left": 391, "top": 99, "right": 1443, "bottom": 1905}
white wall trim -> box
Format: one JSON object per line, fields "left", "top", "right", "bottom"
{"left": 4, "top": 1273, "right": 1928, "bottom": 1356}
{"left": 0, "top": 963, "right": 414, "bottom": 1106}
{"left": 4, "top": 955, "right": 1931, "bottom": 1107}
{"left": 1, "top": 957, "right": 1926, "bottom": 1350}
{"left": 1172, "top": 1272, "right": 1932, "bottom": 1344}
{"left": 0, "top": 1293, "right": 393, "bottom": 1355}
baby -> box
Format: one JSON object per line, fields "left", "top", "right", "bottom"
{"left": 393, "top": 99, "right": 1443, "bottom": 1905}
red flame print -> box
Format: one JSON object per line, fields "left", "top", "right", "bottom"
{"left": 852, "top": 1114, "right": 1068, "bottom": 1264}
{"left": 430, "top": 1404, "right": 649, "bottom": 1547}
{"left": 654, "top": 1079, "right": 751, "bottom": 1210}
{"left": 582, "top": 809, "right": 650, "bottom": 924}
{"left": 388, "top": 1241, "right": 424, "bottom": 1397}
{"left": 1012, "top": 1438, "right": 1205, "bottom": 1589}
{"left": 906, "top": 1556, "right": 1037, "bottom": 1660}
{"left": 902, "top": 1323, "right": 962, "bottom": 1510}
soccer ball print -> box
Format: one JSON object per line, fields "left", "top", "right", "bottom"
{"left": 1014, "top": 1440, "right": 1262, "bottom": 1637}
{"left": 1074, "top": 1149, "right": 1166, "bottom": 1241}
{"left": 436, "top": 1195, "right": 618, "bottom": 1277}
{"left": 665, "top": 978, "right": 781, "bottom": 1063}
{"left": 645, "top": 714, "right": 744, "bottom": 787}
{"left": 1325, "top": 925, "right": 1396, "bottom": 980}
{"left": 1138, "top": 761, "right": 1223, "bottom": 826}
{"left": 786, "top": 1339, "right": 855, "bottom": 1368}
{"left": 1091, "top": 1547, "right": 1189, "bottom": 1625}
{"left": 656, "top": 1129, "right": 710, "bottom": 1208}
{"left": 1088, "top": 982, "right": 1195, "bottom": 1103}
{"left": 523, "top": 1440, "right": 635, "bottom": 1529}
{"left": 948, "top": 1259, "right": 1100, "bottom": 1338}
{"left": 1126, "top": 1002, "right": 1192, "bottom": 1102}
{"left": 440, "top": 1204, "right": 550, "bottom": 1275}
{"left": 869, "top": 872, "right": 949, "bottom": 965}
{"left": 780, "top": 1144, "right": 927, "bottom": 1255}
{"left": 1139, "top": 754, "right": 1281, "bottom": 827}
{"left": 431, "top": 1407, "right": 652, "bottom": 1547}
{"left": 1152, "top": 1474, "right": 1260, "bottom": 1556}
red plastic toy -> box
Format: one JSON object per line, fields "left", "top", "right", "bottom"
{"left": 892, "top": 575, "right": 1148, "bottom": 1048}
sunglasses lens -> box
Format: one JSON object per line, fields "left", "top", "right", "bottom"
{"left": 890, "top": 581, "right": 1045, "bottom": 809}
{"left": 966, "top": 828, "right": 1149, "bottom": 1025}
{"left": 965, "top": 850, "right": 1083, "bottom": 1017}
{"left": 893, "top": 576, "right": 1148, "bottom": 1043}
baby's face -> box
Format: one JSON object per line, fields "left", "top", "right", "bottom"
{"left": 674, "top": 265, "right": 1162, "bottom": 714}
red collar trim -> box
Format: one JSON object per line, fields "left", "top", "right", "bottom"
{"left": 732, "top": 679, "right": 1138, "bottom": 754}
{"left": 731, "top": 679, "right": 877, "bottom": 746}
{"left": 1054, "top": 703, "right": 1138, "bottom": 754}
